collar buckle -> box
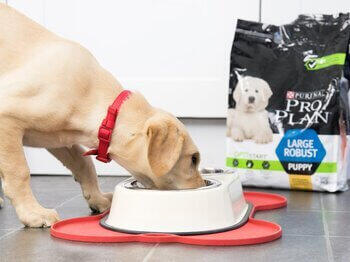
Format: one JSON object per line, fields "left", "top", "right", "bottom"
{"left": 98, "top": 125, "right": 112, "bottom": 143}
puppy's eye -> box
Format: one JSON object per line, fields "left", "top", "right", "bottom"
{"left": 191, "top": 154, "right": 198, "bottom": 166}
{"left": 245, "top": 89, "right": 248, "bottom": 92}
{"left": 255, "top": 90, "right": 259, "bottom": 93}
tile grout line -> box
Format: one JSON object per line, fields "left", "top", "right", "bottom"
{"left": 328, "top": 235, "right": 350, "bottom": 239}
{"left": 0, "top": 227, "right": 21, "bottom": 241}
{"left": 0, "top": 227, "right": 21, "bottom": 231}
{"left": 142, "top": 243, "right": 159, "bottom": 262}
{"left": 318, "top": 210, "right": 350, "bottom": 214}
{"left": 283, "top": 233, "right": 332, "bottom": 237}
{"left": 320, "top": 194, "right": 335, "bottom": 262}
{"left": 54, "top": 194, "right": 81, "bottom": 209}
{"left": 277, "top": 209, "right": 350, "bottom": 214}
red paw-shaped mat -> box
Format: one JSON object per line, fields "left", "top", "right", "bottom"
{"left": 51, "top": 191, "right": 287, "bottom": 246}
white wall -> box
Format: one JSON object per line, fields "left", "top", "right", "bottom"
{"left": 8, "top": 0, "right": 261, "bottom": 118}
{"left": 181, "top": 119, "right": 227, "bottom": 168}
{"left": 261, "top": 0, "right": 350, "bottom": 25}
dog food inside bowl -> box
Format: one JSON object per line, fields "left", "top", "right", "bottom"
{"left": 125, "top": 179, "right": 219, "bottom": 190}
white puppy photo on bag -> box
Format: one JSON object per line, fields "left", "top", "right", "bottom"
{"left": 227, "top": 76, "right": 273, "bottom": 144}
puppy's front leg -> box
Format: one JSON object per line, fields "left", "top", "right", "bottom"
{"left": 0, "top": 131, "right": 59, "bottom": 227}
{"left": 230, "top": 127, "right": 245, "bottom": 142}
{"left": 47, "top": 145, "right": 112, "bottom": 213}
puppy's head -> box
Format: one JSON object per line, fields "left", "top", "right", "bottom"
{"left": 109, "top": 110, "right": 205, "bottom": 190}
{"left": 233, "top": 76, "right": 272, "bottom": 113}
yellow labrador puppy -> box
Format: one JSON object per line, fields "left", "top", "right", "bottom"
{"left": 0, "top": 4, "right": 204, "bottom": 227}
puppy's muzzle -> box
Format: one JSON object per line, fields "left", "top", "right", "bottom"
{"left": 248, "top": 96, "right": 255, "bottom": 104}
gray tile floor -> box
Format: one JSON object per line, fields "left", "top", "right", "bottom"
{"left": 0, "top": 176, "right": 349, "bottom": 262}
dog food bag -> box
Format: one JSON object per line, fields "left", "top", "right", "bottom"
{"left": 226, "top": 14, "right": 350, "bottom": 191}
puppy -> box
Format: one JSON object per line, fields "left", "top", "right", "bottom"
{"left": 0, "top": 4, "right": 204, "bottom": 227}
{"left": 227, "top": 76, "right": 273, "bottom": 143}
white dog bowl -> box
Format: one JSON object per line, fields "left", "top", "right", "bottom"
{"left": 100, "top": 170, "right": 250, "bottom": 235}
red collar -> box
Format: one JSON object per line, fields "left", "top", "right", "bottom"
{"left": 83, "top": 90, "right": 132, "bottom": 163}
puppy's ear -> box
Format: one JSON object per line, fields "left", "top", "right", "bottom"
{"left": 145, "top": 117, "right": 184, "bottom": 177}
{"left": 233, "top": 82, "right": 242, "bottom": 103}
{"left": 262, "top": 82, "right": 273, "bottom": 102}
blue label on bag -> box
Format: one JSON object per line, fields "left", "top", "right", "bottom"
{"left": 276, "top": 129, "right": 326, "bottom": 174}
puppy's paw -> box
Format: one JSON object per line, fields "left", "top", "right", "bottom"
{"left": 18, "top": 207, "right": 60, "bottom": 228}
{"left": 0, "top": 197, "right": 3, "bottom": 209}
{"left": 254, "top": 130, "right": 273, "bottom": 144}
{"left": 231, "top": 131, "right": 245, "bottom": 142}
{"left": 87, "top": 193, "right": 112, "bottom": 214}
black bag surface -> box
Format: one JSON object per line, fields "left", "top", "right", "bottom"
{"left": 227, "top": 14, "right": 350, "bottom": 191}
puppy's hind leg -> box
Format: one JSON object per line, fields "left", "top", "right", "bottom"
{"left": 47, "top": 145, "right": 112, "bottom": 213}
